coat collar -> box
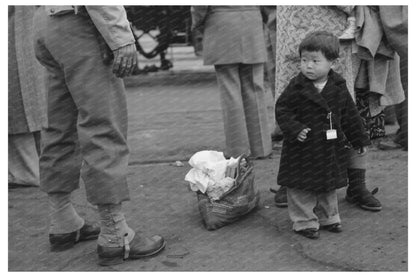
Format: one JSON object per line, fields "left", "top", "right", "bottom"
{"left": 292, "top": 70, "right": 346, "bottom": 112}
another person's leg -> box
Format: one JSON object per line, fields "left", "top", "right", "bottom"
{"left": 264, "top": 25, "right": 283, "bottom": 142}
{"left": 215, "top": 64, "right": 251, "bottom": 158}
{"left": 394, "top": 55, "right": 408, "bottom": 149}
{"left": 272, "top": 176, "right": 288, "bottom": 207}
{"left": 346, "top": 149, "right": 382, "bottom": 211}
{"left": 8, "top": 132, "right": 40, "bottom": 187}
{"left": 240, "top": 63, "right": 272, "bottom": 158}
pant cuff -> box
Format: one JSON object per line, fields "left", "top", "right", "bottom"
{"left": 319, "top": 214, "right": 341, "bottom": 227}
{"left": 292, "top": 221, "right": 320, "bottom": 231}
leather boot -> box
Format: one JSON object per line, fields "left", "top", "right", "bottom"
{"left": 270, "top": 186, "right": 288, "bottom": 207}
{"left": 96, "top": 204, "right": 166, "bottom": 266}
{"left": 346, "top": 168, "right": 382, "bottom": 211}
{"left": 48, "top": 192, "right": 100, "bottom": 251}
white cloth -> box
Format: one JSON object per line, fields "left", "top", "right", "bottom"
{"left": 185, "top": 151, "right": 239, "bottom": 199}
{"left": 313, "top": 80, "right": 328, "bottom": 93}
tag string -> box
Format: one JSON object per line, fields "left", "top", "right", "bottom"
{"left": 329, "top": 112, "right": 333, "bottom": 129}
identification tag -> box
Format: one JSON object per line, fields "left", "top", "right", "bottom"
{"left": 326, "top": 112, "right": 337, "bottom": 140}
{"left": 326, "top": 129, "right": 337, "bottom": 140}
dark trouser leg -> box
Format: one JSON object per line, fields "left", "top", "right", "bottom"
{"left": 394, "top": 55, "right": 408, "bottom": 149}
{"left": 346, "top": 149, "right": 382, "bottom": 211}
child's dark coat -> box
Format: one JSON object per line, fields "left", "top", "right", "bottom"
{"left": 276, "top": 70, "right": 370, "bottom": 192}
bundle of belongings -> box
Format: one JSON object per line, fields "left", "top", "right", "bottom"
{"left": 185, "top": 151, "right": 260, "bottom": 230}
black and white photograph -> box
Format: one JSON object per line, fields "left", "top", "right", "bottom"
{"left": 6, "top": 2, "right": 410, "bottom": 272}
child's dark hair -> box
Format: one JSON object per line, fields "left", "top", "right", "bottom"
{"left": 298, "top": 31, "right": 340, "bottom": 61}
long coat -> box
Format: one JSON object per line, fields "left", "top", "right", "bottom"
{"left": 276, "top": 71, "right": 370, "bottom": 192}
{"left": 191, "top": 5, "right": 266, "bottom": 65}
{"left": 8, "top": 6, "right": 46, "bottom": 134}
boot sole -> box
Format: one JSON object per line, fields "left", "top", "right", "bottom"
{"left": 359, "top": 204, "right": 382, "bottom": 212}
{"left": 345, "top": 196, "right": 382, "bottom": 212}
{"left": 50, "top": 233, "right": 99, "bottom": 252}
{"left": 50, "top": 241, "right": 75, "bottom": 252}
{"left": 98, "top": 240, "right": 167, "bottom": 266}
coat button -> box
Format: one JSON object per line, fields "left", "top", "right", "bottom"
{"left": 50, "top": 8, "right": 55, "bottom": 13}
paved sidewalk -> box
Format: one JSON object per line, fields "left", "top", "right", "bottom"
{"left": 8, "top": 48, "right": 408, "bottom": 271}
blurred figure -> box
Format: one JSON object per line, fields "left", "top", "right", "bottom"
{"left": 8, "top": 6, "right": 46, "bottom": 188}
{"left": 337, "top": 6, "right": 357, "bottom": 40}
{"left": 261, "top": 6, "right": 283, "bottom": 143}
{"left": 192, "top": 6, "right": 272, "bottom": 159}
{"left": 353, "top": 6, "right": 405, "bottom": 143}
{"left": 33, "top": 5, "right": 165, "bottom": 266}
{"left": 378, "top": 6, "right": 408, "bottom": 151}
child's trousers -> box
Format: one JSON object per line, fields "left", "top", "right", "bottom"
{"left": 287, "top": 187, "right": 341, "bottom": 231}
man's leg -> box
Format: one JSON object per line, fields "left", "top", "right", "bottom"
{"left": 215, "top": 64, "right": 251, "bottom": 158}
{"left": 34, "top": 9, "right": 93, "bottom": 251}
{"left": 240, "top": 63, "right": 272, "bottom": 158}
{"left": 42, "top": 11, "right": 164, "bottom": 263}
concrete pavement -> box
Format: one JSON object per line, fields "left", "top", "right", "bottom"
{"left": 8, "top": 46, "right": 408, "bottom": 271}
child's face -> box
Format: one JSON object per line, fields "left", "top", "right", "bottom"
{"left": 300, "top": 50, "right": 336, "bottom": 83}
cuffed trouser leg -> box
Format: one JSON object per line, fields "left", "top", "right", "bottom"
{"left": 240, "top": 63, "right": 272, "bottom": 158}
{"left": 287, "top": 188, "right": 340, "bottom": 230}
{"left": 315, "top": 190, "right": 341, "bottom": 226}
{"left": 287, "top": 188, "right": 319, "bottom": 231}
{"left": 215, "top": 64, "right": 251, "bottom": 158}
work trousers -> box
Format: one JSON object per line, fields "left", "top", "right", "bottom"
{"left": 8, "top": 132, "right": 41, "bottom": 186}
{"left": 287, "top": 187, "right": 341, "bottom": 231}
{"left": 33, "top": 8, "right": 130, "bottom": 205}
{"left": 215, "top": 63, "right": 272, "bottom": 158}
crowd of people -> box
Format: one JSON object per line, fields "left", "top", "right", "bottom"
{"left": 8, "top": 5, "right": 407, "bottom": 265}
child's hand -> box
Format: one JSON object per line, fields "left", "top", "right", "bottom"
{"left": 297, "top": 128, "right": 311, "bottom": 142}
{"left": 357, "top": 146, "right": 368, "bottom": 155}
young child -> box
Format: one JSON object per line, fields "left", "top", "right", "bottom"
{"left": 275, "top": 31, "right": 370, "bottom": 239}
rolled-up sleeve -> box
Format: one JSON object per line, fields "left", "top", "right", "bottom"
{"left": 85, "top": 6, "right": 135, "bottom": 50}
